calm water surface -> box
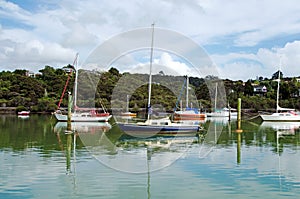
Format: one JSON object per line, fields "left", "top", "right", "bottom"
{"left": 1, "top": 115, "right": 300, "bottom": 199}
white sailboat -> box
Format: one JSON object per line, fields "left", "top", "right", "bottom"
{"left": 173, "top": 76, "right": 206, "bottom": 121}
{"left": 120, "top": 95, "right": 137, "bottom": 118}
{"left": 260, "top": 69, "right": 300, "bottom": 121}
{"left": 54, "top": 54, "right": 112, "bottom": 122}
{"left": 206, "top": 82, "right": 237, "bottom": 118}
{"left": 118, "top": 24, "right": 201, "bottom": 135}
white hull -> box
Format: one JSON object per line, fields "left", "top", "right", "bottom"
{"left": 260, "top": 112, "right": 300, "bottom": 121}
{"left": 206, "top": 111, "right": 237, "bottom": 117}
{"left": 174, "top": 110, "right": 206, "bottom": 121}
{"left": 18, "top": 111, "right": 30, "bottom": 115}
{"left": 54, "top": 113, "right": 112, "bottom": 122}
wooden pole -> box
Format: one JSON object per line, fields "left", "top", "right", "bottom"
{"left": 66, "top": 133, "right": 72, "bottom": 173}
{"left": 237, "top": 132, "right": 241, "bottom": 164}
{"left": 236, "top": 97, "right": 242, "bottom": 164}
{"left": 237, "top": 98, "right": 241, "bottom": 121}
{"left": 236, "top": 98, "right": 243, "bottom": 133}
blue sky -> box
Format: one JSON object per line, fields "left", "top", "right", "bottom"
{"left": 1, "top": 0, "right": 300, "bottom": 80}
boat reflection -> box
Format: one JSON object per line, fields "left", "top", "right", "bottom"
{"left": 253, "top": 121, "right": 300, "bottom": 191}
{"left": 54, "top": 122, "right": 112, "bottom": 134}
{"left": 260, "top": 121, "right": 300, "bottom": 136}
{"left": 198, "top": 118, "right": 231, "bottom": 159}
{"left": 206, "top": 116, "right": 236, "bottom": 125}
{"left": 17, "top": 115, "right": 30, "bottom": 119}
{"left": 54, "top": 121, "right": 117, "bottom": 154}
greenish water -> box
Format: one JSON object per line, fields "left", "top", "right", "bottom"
{"left": 1, "top": 114, "right": 300, "bottom": 199}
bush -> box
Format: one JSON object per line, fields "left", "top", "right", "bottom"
{"left": 16, "top": 105, "right": 27, "bottom": 112}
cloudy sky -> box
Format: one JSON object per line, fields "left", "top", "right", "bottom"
{"left": 1, "top": 0, "right": 300, "bottom": 80}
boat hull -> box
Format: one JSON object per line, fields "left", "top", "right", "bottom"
{"left": 206, "top": 111, "right": 237, "bottom": 117}
{"left": 260, "top": 113, "right": 300, "bottom": 121}
{"left": 173, "top": 109, "right": 207, "bottom": 121}
{"left": 173, "top": 113, "right": 206, "bottom": 121}
{"left": 54, "top": 113, "right": 112, "bottom": 122}
{"left": 118, "top": 123, "right": 201, "bottom": 137}
{"left": 121, "top": 112, "right": 137, "bottom": 117}
{"left": 18, "top": 111, "right": 30, "bottom": 116}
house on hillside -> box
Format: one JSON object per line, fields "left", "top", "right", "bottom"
{"left": 25, "top": 70, "right": 35, "bottom": 77}
{"left": 253, "top": 85, "right": 267, "bottom": 96}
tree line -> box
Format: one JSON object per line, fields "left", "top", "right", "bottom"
{"left": 1, "top": 66, "right": 300, "bottom": 113}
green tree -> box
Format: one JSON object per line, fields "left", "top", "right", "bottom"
{"left": 244, "top": 79, "right": 254, "bottom": 96}
{"left": 271, "top": 70, "right": 283, "bottom": 80}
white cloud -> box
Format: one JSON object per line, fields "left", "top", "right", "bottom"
{"left": 156, "top": 52, "right": 191, "bottom": 75}
{"left": 0, "top": 39, "right": 75, "bottom": 71}
{"left": 126, "top": 52, "right": 190, "bottom": 76}
{"left": 1, "top": 0, "right": 300, "bottom": 80}
{"left": 211, "top": 40, "right": 300, "bottom": 80}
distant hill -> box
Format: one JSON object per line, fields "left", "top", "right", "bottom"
{"left": 1, "top": 66, "right": 300, "bottom": 113}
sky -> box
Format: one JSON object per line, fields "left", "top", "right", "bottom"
{"left": 1, "top": 0, "right": 300, "bottom": 80}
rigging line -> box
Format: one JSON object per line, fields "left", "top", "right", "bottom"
{"left": 57, "top": 53, "right": 78, "bottom": 109}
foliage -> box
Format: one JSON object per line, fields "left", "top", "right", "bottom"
{"left": 244, "top": 80, "right": 254, "bottom": 96}
{"left": 1, "top": 66, "right": 300, "bottom": 113}
{"left": 271, "top": 70, "right": 283, "bottom": 80}
{"left": 0, "top": 66, "right": 68, "bottom": 112}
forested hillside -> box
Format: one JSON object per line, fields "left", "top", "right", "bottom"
{"left": 1, "top": 66, "right": 300, "bottom": 113}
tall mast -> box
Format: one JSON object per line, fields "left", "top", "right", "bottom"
{"left": 276, "top": 72, "right": 280, "bottom": 113}
{"left": 147, "top": 23, "right": 155, "bottom": 120}
{"left": 214, "top": 82, "right": 218, "bottom": 112}
{"left": 126, "top": 95, "right": 129, "bottom": 113}
{"left": 276, "top": 59, "right": 281, "bottom": 113}
{"left": 186, "top": 76, "right": 189, "bottom": 108}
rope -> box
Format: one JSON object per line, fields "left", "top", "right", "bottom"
{"left": 242, "top": 113, "right": 261, "bottom": 121}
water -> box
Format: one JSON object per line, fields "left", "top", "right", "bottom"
{"left": 1, "top": 115, "right": 300, "bottom": 199}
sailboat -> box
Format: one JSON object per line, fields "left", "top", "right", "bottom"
{"left": 54, "top": 54, "right": 112, "bottom": 122}
{"left": 173, "top": 76, "right": 206, "bottom": 121}
{"left": 117, "top": 24, "right": 201, "bottom": 135}
{"left": 206, "top": 82, "right": 237, "bottom": 118}
{"left": 260, "top": 69, "right": 300, "bottom": 121}
{"left": 120, "top": 95, "right": 137, "bottom": 118}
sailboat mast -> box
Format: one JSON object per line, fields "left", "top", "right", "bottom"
{"left": 147, "top": 23, "right": 155, "bottom": 120}
{"left": 276, "top": 58, "right": 282, "bottom": 113}
{"left": 186, "top": 76, "right": 189, "bottom": 108}
{"left": 276, "top": 70, "right": 280, "bottom": 113}
{"left": 126, "top": 95, "right": 129, "bottom": 113}
{"left": 214, "top": 82, "right": 218, "bottom": 112}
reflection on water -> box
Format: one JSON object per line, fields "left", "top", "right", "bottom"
{"left": 260, "top": 121, "right": 300, "bottom": 136}
{"left": 1, "top": 115, "right": 300, "bottom": 198}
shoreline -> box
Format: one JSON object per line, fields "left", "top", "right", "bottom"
{"left": 0, "top": 107, "right": 51, "bottom": 115}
